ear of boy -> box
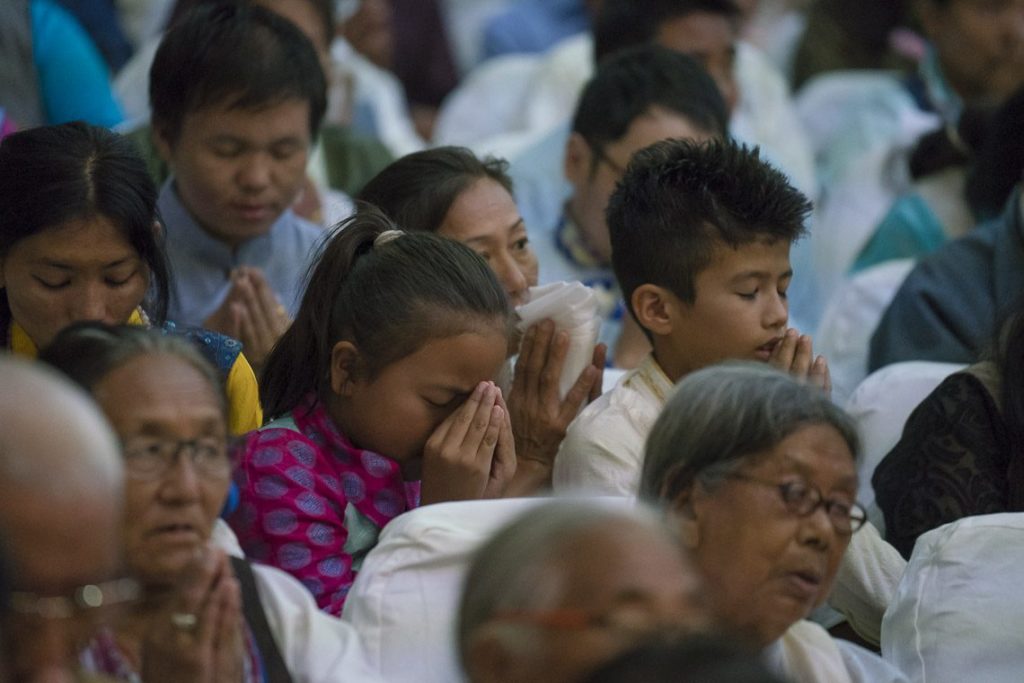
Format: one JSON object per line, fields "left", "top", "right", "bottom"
{"left": 329, "top": 341, "right": 362, "bottom": 396}
{"left": 630, "top": 284, "right": 678, "bottom": 337}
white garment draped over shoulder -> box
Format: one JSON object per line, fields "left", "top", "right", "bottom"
{"left": 765, "top": 620, "right": 908, "bottom": 683}
{"left": 213, "top": 520, "right": 383, "bottom": 683}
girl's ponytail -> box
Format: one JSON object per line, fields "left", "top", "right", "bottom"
{"left": 261, "top": 207, "right": 511, "bottom": 421}
{"left": 260, "top": 210, "right": 395, "bottom": 419}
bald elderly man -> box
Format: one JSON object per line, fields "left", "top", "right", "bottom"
{"left": 458, "top": 501, "right": 713, "bottom": 683}
{"left": 0, "top": 357, "right": 129, "bottom": 681}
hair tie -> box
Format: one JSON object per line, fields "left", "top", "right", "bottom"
{"left": 373, "top": 229, "right": 405, "bottom": 249}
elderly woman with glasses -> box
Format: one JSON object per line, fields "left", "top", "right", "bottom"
{"left": 640, "top": 363, "right": 907, "bottom": 683}
{"left": 40, "top": 323, "right": 380, "bottom": 683}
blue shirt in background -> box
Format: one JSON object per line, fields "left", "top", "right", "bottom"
{"left": 158, "top": 180, "right": 325, "bottom": 328}
{"left": 31, "top": 0, "right": 123, "bottom": 127}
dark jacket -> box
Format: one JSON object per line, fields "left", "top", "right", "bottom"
{"left": 869, "top": 187, "right": 1024, "bottom": 371}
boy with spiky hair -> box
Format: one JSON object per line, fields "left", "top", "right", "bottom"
{"left": 554, "top": 138, "right": 828, "bottom": 494}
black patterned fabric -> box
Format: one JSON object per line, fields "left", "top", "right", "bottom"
{"left": 873, "top": 370, "right": 1015, "bottom": 558}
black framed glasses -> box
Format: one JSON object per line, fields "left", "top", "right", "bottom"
{"left": 723, "top": 473, "right": 867, "bottom": 534}
{"left": 121, "top": 437, "right": 231, "bottom": 481}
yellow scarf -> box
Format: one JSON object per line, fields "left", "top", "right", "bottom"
{"left": 9, "top": 309, "right": 146, "bottom": 358}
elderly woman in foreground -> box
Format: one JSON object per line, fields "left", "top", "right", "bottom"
{"left": 40, "top": 323, "right": 379, "bottom": 683}
{"left": 640, "top": 363, "right": 907, "bottom": 683}
{"left": 458, "top": 501, "right": 712, "bottom": 683}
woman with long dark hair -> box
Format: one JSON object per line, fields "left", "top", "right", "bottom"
{"left": 0, "top": 121, "right": 261, "bottom": 433}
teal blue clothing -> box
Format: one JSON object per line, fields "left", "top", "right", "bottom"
{"left": 845, "top": 51, "right": 967, "bottom": 275}
{"left": 482, "top": 0, "right": 590, "bottom": 61}
{"left": 31, "top": 0, "right": 123, "bottom": 127}
{"left": 869, "top": 189, "right": 1024, "bottom": 372}
{"left": 852, "top": 193, "right": 947, "bottom": 273}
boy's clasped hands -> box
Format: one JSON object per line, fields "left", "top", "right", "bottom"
{"left": 768, "top": 327, "right": 831, "bottom": 396}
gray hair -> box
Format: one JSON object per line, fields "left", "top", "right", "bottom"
{"left": 38, "top": 323, "right": 227, "bottom": 418}
{"left": 457, "top": 501, "right": 675, "bottom": 667}
{"left": 639, "top": 362, "right": 859, "bottom": 504}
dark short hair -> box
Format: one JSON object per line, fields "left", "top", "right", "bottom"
{"left": 607, "top": 138, "right": 811, "bottom": 326}
{"left": 0, "top": 122, "right": 170, "bottom": 340}
{"left": 594, "top": 0, "right": 741, "bottom": 64}
{"left": 639, "top": 362, "right": 859, "bottom": 504}
{"left": 260, "top": 210, "right": 512, "bottom": 419}
{"left": 357, "top": 147, "right": 515, "bottom": 233}
{"left": 39, "top": 322, "right": 226, "bottom": 417}
{"left": 166, "top": 0, "right": 335, "bottom": 50}
{"left": 571, "top": 45, "right": 729, "bottom": 157}
{"left": 150, "top": 2, "right": 327, "bottom": 145}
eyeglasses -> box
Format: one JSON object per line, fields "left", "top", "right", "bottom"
{"left": 122, "top": 437, "right": 231, "bottom": 480}
{"left": 8, "top": 577, "right": 140, "bottom": 621}
{"left": 722, "top": 473, "right": 867, "bottom": 534}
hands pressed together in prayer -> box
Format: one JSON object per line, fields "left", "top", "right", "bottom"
{"left": 420, "top": 381, "right": 517, "bottom": 504}
{"left": 420, "top": 320, "right": 606, "bottom": 502}
{"left": 768, "top": 328, "right": 831, "bottom": 396}
{"left": 142, "top": 547, "right": 244, "bottom": 683}
{"left": 204, "top": 267, "right": 292, "bottom": 371}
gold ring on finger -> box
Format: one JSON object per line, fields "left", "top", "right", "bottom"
{"left": 171, "top": 612, "right": 198, "bottom": 631}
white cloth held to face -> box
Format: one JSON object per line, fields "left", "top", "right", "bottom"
{"left": 516, "top": 281, "right": 601, "bottom": 401}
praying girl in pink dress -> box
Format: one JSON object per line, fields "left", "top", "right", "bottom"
{"left": 230, "top": 211, "right": 518, "bottom": 614}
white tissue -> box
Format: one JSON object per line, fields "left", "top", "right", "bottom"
{"left": 516, "top": 282, "right": 602, "bottom": 400}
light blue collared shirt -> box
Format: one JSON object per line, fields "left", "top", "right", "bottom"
{"left": 481, "top": 0, "right": 591, "bottom": 61}
{"left": 158, "top": 180, "right": 325, "bottom": 327}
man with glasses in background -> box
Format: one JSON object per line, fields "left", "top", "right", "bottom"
{"left": 515, "top": 45, "right": 728, "bottom": 367}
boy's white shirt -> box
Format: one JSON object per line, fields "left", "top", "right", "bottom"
{"left": 552, "top": 353, "right": 673, "bottom": 496}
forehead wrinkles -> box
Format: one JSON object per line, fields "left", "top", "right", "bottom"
{"left": 752, "top": 439, "right": 857, "bottom": 490}
{"left": 97, "top": 356, "right": 225, "bottom": 430}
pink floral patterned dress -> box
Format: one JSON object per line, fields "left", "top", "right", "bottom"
{"left": 230, "top": 396, "right": 420, "bottom": 615}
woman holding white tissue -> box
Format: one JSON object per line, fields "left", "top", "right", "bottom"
{"left": 357, "top": 146, "right": 606, "bottom": 489}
